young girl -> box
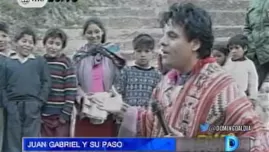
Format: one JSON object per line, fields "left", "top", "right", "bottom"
{"left": 72, "top": 18, "right": 125, "bottom": 137}
{"left": 211, "top": 44, "right": 230, "bottom": 66}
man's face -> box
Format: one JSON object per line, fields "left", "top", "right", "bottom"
{"left": 0, "top": 30, "right": 9, "bottom": 52}
{"left": 159, "top": 20, "right": 198, "bottom": 71}
{"left": 45, "top": 37, "right": 63, "bottom": 57}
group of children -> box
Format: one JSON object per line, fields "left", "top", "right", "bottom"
{"left": 211, "top": 34, "right": 269, "bottom": 126}
{"left": 1, "top": 16, "right": 269, "bottom": 152}
{"left": 0, "top": 23, "right": 77, "bottom": 152}
{"left": 0, "top": 18, "right": 162, "bottom": 152}
{"left": 212, "top": 34, "right": 258, "bottom": 100}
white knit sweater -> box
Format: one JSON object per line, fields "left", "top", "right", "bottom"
{"left": 223, "top": 58, "right": 259, "bottom": 100}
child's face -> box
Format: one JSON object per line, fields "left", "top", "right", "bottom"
{"left": 45, "top": 37, "right": 63, "bottom": 57}
{"left": 0, "top": 30, "right": 9, "bottom": 52}
{"left": 84, "top": 24, "right": 104, "bottom": 44}
{"left": 229, "top": 45, "right": 245, "bottom": 60}
{"left": 212, "top": 49, "right": 226, "bottom": 66}
{"left": 134, "top": 48, "right": 153, "bottom": 67}
{"left": 16, "top": 34, "right": 34, "bottom": 57}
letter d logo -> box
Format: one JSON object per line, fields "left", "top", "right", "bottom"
{"left": 224, "top": 136, "right": 239, "bottom": 151}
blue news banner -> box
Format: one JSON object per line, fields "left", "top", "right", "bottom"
{"left": 23, "top": 137, "right": 176, "bottom": 151}
{"left": 23, "top": 136, "right": 251, "bottom": 151}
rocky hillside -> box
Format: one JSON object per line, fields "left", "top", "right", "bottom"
{"left": 0, "top": 0, "right": 249, "bottom": 63}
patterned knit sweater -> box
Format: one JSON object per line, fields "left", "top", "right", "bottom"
{"left": 114, "top": 65, "right": 161, "bottom": 107}
{"left": 42, "top": 54, "right": 77, "bottom": 121}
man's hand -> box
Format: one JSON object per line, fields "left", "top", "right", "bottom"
{"left": 88, "top": 87, "right": 124, "bottom": 113}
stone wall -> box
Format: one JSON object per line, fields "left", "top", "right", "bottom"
{"left": 0, "top": 0, "right": 249, "bottom": 63}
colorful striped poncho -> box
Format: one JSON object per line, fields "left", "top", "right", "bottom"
{"left": 119, "top": 58, "right": 269, "bottom": 151}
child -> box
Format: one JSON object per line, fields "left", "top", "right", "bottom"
{"left": 114, "top": 34, "right": 161, "bottom": 108}
{"left": 2, "top": 27, "right": 51, "bottom": 152}
{"left": 224, "top": 34, "right": 258, "bottom": 100}
{"left": 211, "top": 44, "right": 230, "bottom": 66}
{"left": 41, "top": 28, "right": 77, "bottom": 137}
{"left": 72, "top": 18, "right": 125, "bottom": 137}
{"left": 0, "top": 21, "right": 15, "bottom": 152}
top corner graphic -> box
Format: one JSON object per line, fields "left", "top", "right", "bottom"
{"left": 17, "top": 0, "right": 48, "bottom": 8}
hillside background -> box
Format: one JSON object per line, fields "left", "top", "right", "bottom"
{"left": 0, "top": 0, "right": 249, "bottom": 64}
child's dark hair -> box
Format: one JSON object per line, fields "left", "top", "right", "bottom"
{"left": 83, "top": 18, "right": 106, "bottom": 43}
{"left": 0, "top": 21, "right": 9, "bottom": 34}
{"left": 227, "top": 34, "right": 248, "bottom": 49}
{"left": 132, "top": 34, "right": 155, "bottom": 50}
{"left": 14, "top": 26, "right": 36, "bottom": 45}
{"left": 212, "top": 44, "right": 229, "bottom": 56}
{"left": 43, "top": 28, "right": 67, "bottom": 49}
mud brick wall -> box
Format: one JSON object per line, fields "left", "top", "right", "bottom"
{"left": 0, "top": 0, "right": 249, "bottom": 64}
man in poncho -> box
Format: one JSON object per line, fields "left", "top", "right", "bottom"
{"left": 91, "top": 2, "right": 269, "bottom": 151}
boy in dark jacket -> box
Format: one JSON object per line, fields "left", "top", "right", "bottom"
{"left": 0, "top": 21, "right": 15, "bottom": 152}
{"left": 2, "top": 27, "right": 51, "bottom": 152}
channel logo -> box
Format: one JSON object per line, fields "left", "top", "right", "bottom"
{"left": 224, "top": 136, "right": 240, "bottom": 151}
{"left": 17, "top": 0, "right": 48, "bottom": 8}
